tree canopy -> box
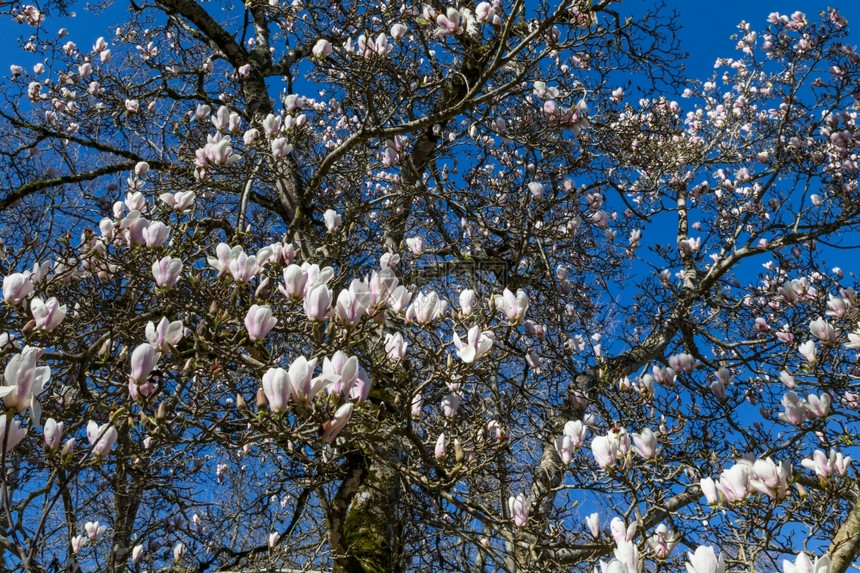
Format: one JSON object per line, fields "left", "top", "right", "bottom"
{"left": 0, "top": 1, "right": 859, "bottom": 572}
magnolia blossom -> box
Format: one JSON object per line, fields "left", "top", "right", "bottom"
{"left": 44, "top": 418, "right": 64, "bottom": 449}
{"left": 0, "top": 414, "right": 27, "bottom": 453}
{"left": 245, "top": 305, "right": 277, "bottom": 342}
{"left": 207, "top": 243, "right": 270, "bottom": 284}
{"left": 0, "top": 346, "right": 50, "bottom": 425}
{"left": 586, "top": 513, "right": 600, "bottom": 538}
{"left": 405, "top": 291, "right": 446, "bottom": 324}
{"left": 145, "top": 318, "right": 183, "bottom": 352}
{"left": 801, "top": 449, "right": 852, "bottom": 479}
{"left": 591, "top": 427, "right": 631, "bottom": 469}
{"left": 30, "top": 296, "right": 67, "bottom": 331}
{"left": 321, "top": 402, "right": 354, "bottom": 443}
{"left": 384, "top": 332, "right": 407, "bottom": 361}
{"left": 779, "top": 391, "right": 806, "bottom": 425}
{"left": 323, "top": 209, "right": 341, "bottom": 231}
{"left": 452, "top": 326, "right": 494, "bottom": 363}
{"left": 411, "top": 394, "right": 424, "bottom": 418}
{"left": 87, "top": 420, "right": 118, "bottom": 457}
{"left": 312, "top": 38, "right": 332, "bottom": 59}
{"left": 686, "top": 545, "right": 725, "bottom": 573}
{"left": 459, "top": 289, "right": 476, "bottom": 316}
{"left": 129, "top": 344, "right": 159, "bottom": 387}
{"left": 159, "top": 191, "right": 196, "bottom": 212}
{"left": 749, "top": 457, "right": 792, "bottom": 500}
{"left": 435, "top": 432, "right": 447, "bottom": 459}
{"left": 647, "top": 524, "right": 679, "bottom": 559}
{"left": 783, "top": 552, "right": 831, "bottom": 573}
{"left": 632, "top": 427, "right": 658, "bottom": 459}
{"left": 440, "top": 393, "right": 460, "bottom": 417}
{"left": 405, "top": 236, "right": 424, "bottom": 255}
{"left": 3, "top": 272, "right": 33, "bottom": 305}
{"left": 798, "top": 340, "right": 816, "bottom": 364}
{"left": 508, "top": 493, "right": 529, "bottom": 528}
{"left": 320, "top": 352, "right": 359, "bottom": 397}
{"left": 85, "top": 521, "right": 106, "bottom": 540}
{"left": 152, "top": 256, "right": 183, "bottom": 289}
{"left": 304, "top": 283, "right": 333, "bottom": 321}
{"left": 494, "top": 288, "right": 528, "bottom": 323}
{"left": 262, "top": 367, "right": 290, "bottom": 414}
{"left": 716, "top": 462, "right": 754, "bottom": 503}
{"left": 809, "top": 317, "right": 838, "bottom": 342}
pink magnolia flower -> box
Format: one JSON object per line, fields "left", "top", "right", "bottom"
{"left": 262, "top": 367, "right": 290, "bottom": 414}
{"left": 647, "top": 524, "right": 679, "bottom": 559}
{"left": 798, "top": 340, "right": 816, "bottom": 364}
{"left": 809, "top": 317, "right": 837, "bottom": 342}
{"left": 3, "top": 272, "right": 33, "bottom": 305}
{"left": 30, "top": 296, "right": 67, "bottom": 331}
{"left": 384, "top": 332, "right": 407, "bottom": 361}
{"left": 555, "top": 434, "right": 574, "bottom": 464}
{"left": 129, "top": 343, "right": 159, "bottom": 385}
{"left": 459, "top": 289, "right": 476, "bottom": 316}
{"left": 686, "top": 545, "right": 725, "bottom": 573}
{"left": 70, "top": 535, "right": 86, "bottom": 554}
{"left": 173, "top": 542, "right": 185, "bottom": 561}
{"left": 159, "top": 191, "right": 196, "bottom": 212}
{"left": 632, "top": 427, "right": 658, "bottom": 459}
{"left": 323, "top": 209, "right": 341, "bottom": 232}
{"left": 280, "top": 264, "right": 308, "bottom": 299}
{"left": 0, "top": 346, "right": 50, "bottom": 424}
{"left": 321, "top": 352, "right": 359, "bottom": 397}
{"left": 321, "top": 402, "right": 353, "bottom": 443}
{"left": 779, "top": 391, "right": 806, "bottom": 425}
{"left": 142, "top": 221, "right": 170, "bottom": 248}
{"left": 152, "top": 256, "right": 183, "bottom": 289}
{"left": 287, "top": 356, "right": 325, "bottom": 404}
{"left": 312, "top": 39, "right": 332, "bottom": 59}
{"left": 804, "top": 393, "right": 831, "bottom": 419}
{"left": 87, "top": 420, "right": 118, "bottom": 457}
{"left": 716, "top": 463, "right": 752, "bottom": 503}
{"left": 334, "top": 283, "right": 369, "bottom": 327}
{"left": 145, "top": 318, "right": 183, "bottom": 352}
{"left": 132, "top": 545, "right": 144, "bottom": 562}
{"left": 304, "top": 283, "right": 333, "bottom": 321}
{"left": 435, "top": 432, "right": 447, "bottom": 459}
{"left": 405, "top": 291, "right": 446, "bottom": 324}
{"left": 0, "top": 414, "right": 27, "bottom": 453}
{"left": 411, "top": 394, "right": 424, "bottom": 418}
{"left": 783, "top": 552, "right": 831, "bottom": 573}
{"left": 614, "top": 539, "right": 639, "bottom": 573}
{"left": 245, "top": 305, "right": 277, "bottom": 342}
{"left": 700, "top": 477, "right": 719, "bottom": 504}
{"left": 85, "top": 521, "right": 106, "bottom": 540}
{"left": 405, "top": 236, "right": 424, "bottom": 255}
{"left": 750, "top": 457, "right": 792, "bottom": 500}
{"left": 801, "top": 449, "right": 851, "bottom": 479}
{"left": 563, "top": 420, "right": 587, "bottom": 448}
{"left": 441, "top": 393, "right": 460, "bottom": 418}
{"left": 585, "top": 513, "right": 600, "bottom": 538}
{"left": 390, "top": 23, "right": 407, "bottom": 40}
{"left": 494, "top": 288, "right": 528, "bottom": 324}
{"left": 452, "top": 326, "right": 494, "bottom": 363}
{"left": 508, "top": 493, "right": 529, "bottom": 528}
{"left": 44, "top": 418, "right": 63, "bottom": 449}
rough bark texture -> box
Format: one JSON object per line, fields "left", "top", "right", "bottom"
{"left": 828, "top": 496, "right": 860, "bottom": 573}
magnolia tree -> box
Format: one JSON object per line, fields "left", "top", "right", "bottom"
{"left": 0, "top": 0, "right": 859, "bottom": 571}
